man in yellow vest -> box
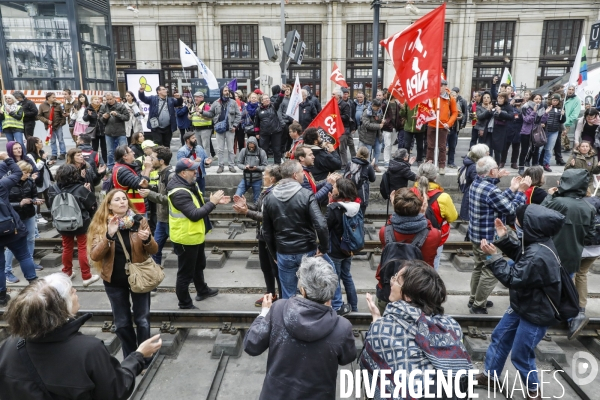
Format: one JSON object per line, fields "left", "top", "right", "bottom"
{"left": 0, "top": 94, "right": 25, "bottom": 149}
{"left": 167, "top": 158, "right": 231, "bottom": 309}
{"left": 189, "top": 92, "right": 213, "bottom": 154}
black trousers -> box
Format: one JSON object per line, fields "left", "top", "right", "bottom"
{"left": 24, "top": 121, "right": 36, "bottom": 138}
{"left": 258, "top": 240, "right": 281, "bottom": 298}
{"left": 235, "top": 125, "right": 246, "bottom": 152}
{"left": 501, "top": 140, "right": 520, "bottom": 165}
{"left": 519, "top": 135, "right": 542, "bottom": 167}
{"left": 403, "top": 130, "right": 426, "bottom": 162}
{"left": 174, "top": 242, "right": 208, "bottom": 308}
{"left": 259, "top": 133, "right": 282, "bottom": 164}
{"left": 554, "top": 133, "right": 564, "bottom": 162}
{"left": 469, "top": 127, "right": 479, "bottom": 149}
{"left": 92, "top": 136, "right": 107, "bottom": 166}
{"left": 150, "top": 126, "right": 173, "bottom": 147}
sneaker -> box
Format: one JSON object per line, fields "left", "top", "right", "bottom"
{"left": 447, "top": 164, "right": 458, "bottom": 169}
{"left": 82, "top": 274, "right": 100, "bottom": 287}
{"left": 58, "top": 154, "right": 65, "bottom": 160}
{"left": 34, "top": 264, "right": 43, "bottom": 271}
{"left": 568, "top": 312, "right": 590, "bottom": 340}
{"left": 5, "top": 272, "right": 19, "bottom": 284}
{"left": 65, "top": 271, "right": 76, "bottom": 280}
{"left": 50, "top": 155, "right": 57, "bottom": 161}
{"left": 468, "top": 300, "right": 493, "bottom": 309}
{"left": 543, "top": 164, "right": 552, "bottom": 172}
{"left": 229, "top": 166, "right": 236, "bottom": 173}
{"left": 438, "top": 167, "right": 446, "bottom": 175}
{"left": 336, "top": 303, "right": 352, "bottom": 316}
{"left": 195, "top": 287, "right": 219, "bottom": 301}
{"left": 217, "top": 165, "right": 224, "bottom": 174}
{"left": 469, "top": 305, "right": 488, "bottom": 314}
{"left": 36, "top": 215, "right": 48, "bottom": 224}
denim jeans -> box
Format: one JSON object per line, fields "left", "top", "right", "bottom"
{"left": 4, "top": 131, "right": 25, "bottom": 152}
{"left": 433, "top": 245, "right": 443, "bottom": 270}
{"left": 235, "top": 177, "right": 262, "bottom": 204}
{"left": 359, "top": 136, "right": 382, "bottom": 164}
{"left": 104, "top": 285, "right": 151, "bottom": 359}
{"left": 152, "top": 221, "right": 170, "bottom": 265}
{"left": 331, "top": 256, "right": 358, "bottom": 311}
{"left": 484, "top": 307, "right": 547, "bottom": 391}
{"left": 196, "top": 175, "right": 206, "bottom": 196}
{"left": 542, "top": 131, "right": 559, "bottom": 166}
{"left": 5, "top": 216, "right": 37, "bottom": 273}
{"left": 277, "top": 251, "right": 342, "bottom": 310}
{"left": 0, "top": 236, "right": 38, "bottom": 292}
{"left": 447, "top": 128, "right": 458, "bottom": 166}
{"left": 50, "top": 125, "right": 67, "bottom": 157}
{"left": 105, "top": 135, "right": 128, "bottom": 169}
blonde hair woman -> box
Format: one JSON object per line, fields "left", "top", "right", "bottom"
{"left": 87, "top": 189, "right": 157, "bottom": 364}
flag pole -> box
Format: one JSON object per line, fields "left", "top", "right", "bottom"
{"left": 382, "top": 93, "right": 392, "bottom": 119}
{"left": 434, "top": 97, "right": 440, "bottom": 167}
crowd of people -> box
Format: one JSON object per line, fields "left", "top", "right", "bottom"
{"left": 0, "top": 79, "right": 599, "bottom": 400}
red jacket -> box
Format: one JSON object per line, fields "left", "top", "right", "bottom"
{"left": 378, "top": 219, "right": 442, "bottom": 267}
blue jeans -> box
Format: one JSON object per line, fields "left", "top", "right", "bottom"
{"left": 359, "top": 136, "right": 382, "bottom": 164}
{"left": 542, "top": 131, "right": 559, "bottom": 166}
{"left": 4, "top": 131, "right": 25, "bottom": 152}
{"left": 433, "top": 245, "right": 443, "bottom": 270}
{"left": 0, "top": 236, "right": 38, "bottom": 292}
{"left": 277, "top": 251, "right": 342, "bottom": 310}
{"left": 484, "top": 307, "right": 547, "bottom": 391}
{"left": 235, "top": 177, "right": 262, "bottom": 204}
{"left": 50, "top": 125, "right": 67, "bottom": 157}
{"left": 104, "top": 285, "right": 151, "bottom": 359}
{"left": 152, "top": 221, "right": 170, "bottom": 265}
{"left": 105, "top": 135, "right": 128, "bottom": 169}
{"left": 331, "top": 257, "right": 358, "bottom": 311}
{"left": 447, "top": 128, "right": 458, "bottom": 166}
{"left": 196, "top": 175, "right": 206, "bottom": 196}
{"left": 5, "top": 216, "right": 38, "bottom": 273}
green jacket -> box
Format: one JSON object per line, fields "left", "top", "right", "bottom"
{"left": 541, "top": 169, "right": 596, "bottom": 274}
{"left": 399, "top": 103, "right": 426, "bottom": 133}
{"left": 564, "top": 95, "right": 582, "bottom": 128}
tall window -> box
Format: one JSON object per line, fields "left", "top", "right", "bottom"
{"left": 159, "top": 26, "right": 198, "bottom": 95}
{"left": 112, "top": 26, "right": 136, "bottom": 95}
{"left": 221, "top": 25, "right": 259, "bottom": 89}
{"left": 346, "top": 23, "right": 385, "bottom": 99}
{"left": 287, "top": 24, "right": 321, "bottom": 97}
{"left": 471, "top": 21, "right": 515, "bottom": 93}
{"left": 443, "top": 22, "right": 450, "bottom": 76}
{"left": 538, "top": 20, "right": 583, "bottom": 87}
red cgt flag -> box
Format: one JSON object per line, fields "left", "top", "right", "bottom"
{"left": 388, "top": 74, "right": 406, "bottom": 103}
{"left": 307, "top": 97, "right": 345, "bottom": 150}
{"left": 380, "top": 3, "right": 446, "bottom": 108}
{"left": 330, "top": 62, "right": 349, "bottom": 88}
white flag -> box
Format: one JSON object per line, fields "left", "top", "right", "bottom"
{"left": 286, "top": 75, "right": 302, "bottom": 121}
{"left": 179, "top": 39, "right": 219, "bottom": 90}
{"left": 567, "top": 36, "right": 587, "bottom": 98}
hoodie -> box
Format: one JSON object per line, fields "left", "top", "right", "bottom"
{"left": 236, "top": 136, "right": 268, "bottom": 182}
{"left": 541, "top": 169, "right": 596, "bottom": 274}
{"left": 326, "top": 200, "right": 361, "bottom": 259}
{"left": 243, "top": 297, "right": 356, "bottom": 400}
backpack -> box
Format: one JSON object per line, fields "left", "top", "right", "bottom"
{"left": 51, "top": 185, "right": 83, "bottom": 232}
{"left": 339, "top": 208, "right": 365, "bottom": 256}
{"left": 81, "top": 149, "right": 99, "bottom": 169}
{"left": 375, "top": 224, "right": 428, "bottom": 302}
{"left": 379, "top": 170, "right": 391, "bottom": 200}
{"left": 344, "top": 162, "right": 364, "bottom": 188}
{"left": 424, "top": 191, "right": 443, "bottom": 230}
{"left": 457, "top": 165, "right": 468, "bottom": 193}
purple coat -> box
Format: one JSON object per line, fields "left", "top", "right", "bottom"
{"left": 520, "top": 105, "right": 548, "bottom": 135}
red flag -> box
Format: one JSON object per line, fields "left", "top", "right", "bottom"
{"left": 330, "top": 62, "right": 349, "bottom": 88}
{"left": 415, "top": 100, "right": 436, "bottom": 129}
{"left": 387, "top": 74, "right": 406, "bottom": 103}
{"left": 380, "top": 3, "right": 446, "bottom": 108}
{"left": 307, "top": 97, "right": 345, "bottom": 150}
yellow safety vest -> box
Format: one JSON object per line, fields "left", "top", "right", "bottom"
{"left": 1, "top": 105, "right": 24, "bottom": 130}
{"left": 189, "top": 103, "right": 212, "bottom": 127}
{"left": 136, "top": 155, "right": 160, "bottom": 187}
{"left": 168, "top": 186, "right": 207, "bottom": 245}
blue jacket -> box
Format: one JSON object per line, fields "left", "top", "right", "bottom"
{"left": 177, "top": 144, "right": 208, "bottom": 178}
{"left": 176, "top": 106, "right": 191, "bottom": 130}
{"left": 138, "top": 91, "right": 183, "bottom": 132}
{"left": 0, "top": 158, "right": 27, "bottom": 244}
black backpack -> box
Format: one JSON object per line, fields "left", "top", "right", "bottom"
{"left": 423, "top": 191, "right": 443, "bottom": 230}
{"left": 375, "top": 224, "right": 428, "bottom": 302}
{"left": 379, "top": 170, "right": 391, "bottom": 200}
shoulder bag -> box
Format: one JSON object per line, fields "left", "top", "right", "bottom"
{"left": 116, "top": 231, "right": 164, "bottom": 293}
{"left": 149, "top": 99, "right": 167, "bottom": 129}
{"left": 531, "top": 124, "right": 547, "bottom": 148}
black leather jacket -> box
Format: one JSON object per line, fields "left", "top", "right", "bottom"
{"left": 255, "top": 104, "right": 282, "bottom": 135}
{"left": 262, "top": 179, "right": 329, "bottom": 257}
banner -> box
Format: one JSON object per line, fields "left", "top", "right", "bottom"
{"left": 286, "top": 75, "right": 302, "bottom": 122}
{"left": 567, "top": 36, "right": 588, "bottom": 98}
{"left": 388, "top": 74, "right": 406, "bottom": 104}
{"left": 307, "top": 97, "right": 344, "bottom": 149}
{"left": 125, "top": 72, "right": 160, "bottom": 132}
{"left": 380, "top": 3, "right": 446, "bottom": 108}
{"left": 415, "top": 99, "right": 436, "bottom": 130}
{"left": 179, "top": 39, "right": 219, "bottom": 90}
{"left": 330, "top": 62, "right": 349, "bottom": 88}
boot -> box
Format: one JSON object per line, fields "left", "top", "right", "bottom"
{"left": 510, "top": 163, "right": 518, "bottom": 169}
{"left": 0, "top": 290, "right": 10, "bottom": 307}
{"left": 556, "top": 158, "right": 566, "bottom": 166}
{"left": 568, "top": 312, "right": 590, "bottom": 340}
{"left": 195, "top": 286, "right": 219, "bottom": 301}
{"left": 499, "top": 162, "right": 505, "bottom": 168}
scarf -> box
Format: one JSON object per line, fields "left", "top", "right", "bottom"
{"left": 91, "top": 103, "right": 101, "bottom": 112}
{"left": 108, "top": 209, "right": 137, "bottom": 230}
{"left": 390, "top": 213, "right": 428, "bottom": 234}
{"left": 246, "top": 102, "right": 259, "bottom": 118}
{"left": 4, "top": 103, "right": 18, "bottom": 113}
{"left": 44, "top": 103, "right": 55, "bottom": 145}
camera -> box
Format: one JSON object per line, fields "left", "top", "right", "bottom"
{"left": 134, "top": 112, "right": 141, "bottom": 118}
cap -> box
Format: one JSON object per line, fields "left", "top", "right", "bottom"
{"left": 441, "top": 79, "right": 448, "bottom": 86}
{"left": 253, "top": 89, "right": 263, "bottom": 95}
{"left": 141, "top": 140, "right": 157, "bottom": 150}
{"left": 183, "top": 131, "right": 195, "bottom": 142}
{"left": 451, "top": 87, "right": 460, "bottom": 93}
{"left": 193, "top": 91, "right": 205, "bottom": 97}
{"left": 551, "top": 93, "right": 562, "bottom": 101}
{"left": 175, "top": 158, "right": 202, "bottom": 173}
{"left": 341, "top": 87, "right": 349, "bottom": 94}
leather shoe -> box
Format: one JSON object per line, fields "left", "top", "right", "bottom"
{"left": 511, "top": 163, "right": 518, "bottom": 169}
{"left": 556, "top": 159, "right": 566, "bottom": 166}
{"left": 568, "top": 312, "right": 590, "bottom": 340}
{"left": 468, "top": 300, "right": 493, "bottom": 308}
{"left": 469, "top": 305, "right": 488, "bottom": 314}
{"left": 196, "top": 287, "right": 219, "bottom": 301}
{"left": 527, "top": 389, "right": 542, "bottom": 400}
{"left": 499, "top": 162, "right": 505, "bottom": 168}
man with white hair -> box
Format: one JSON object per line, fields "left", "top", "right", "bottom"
{"left": 468, "top": 156, "right": 531, "bottom": 314}
{"left": 244, "top": 256, "right": 356, "bottom": 400}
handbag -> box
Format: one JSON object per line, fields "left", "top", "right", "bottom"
{"left": 531, "top": 124, "right": 547, "bottom": 147}
{"left": 149, "top": 99, "right": 167, "bottom": 129}
{"left": 214, "top": 103, "right": 230, "bottom": 134}
{"left": 116, "top": 231, "right": 164, "bottom": 293}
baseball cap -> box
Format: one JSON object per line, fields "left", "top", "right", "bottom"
{"left": 194, "top": 91, "right": 205, "bottom": 97}
{"left": 141, "top": 140, "right": 157, "bottom": 150}
{"left": 175, "top": 158, "right": 202, "bottom": 173}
